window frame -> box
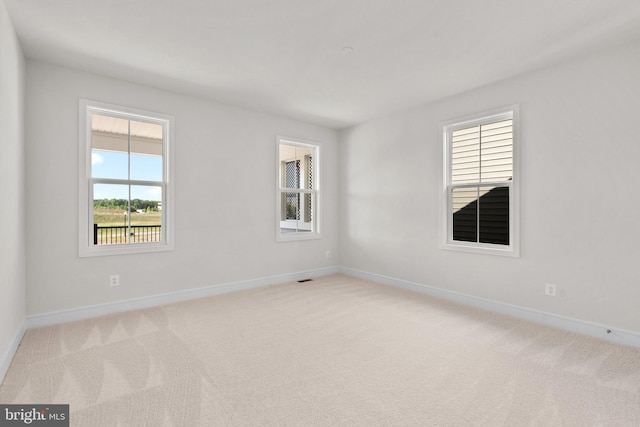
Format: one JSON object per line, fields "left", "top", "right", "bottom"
{"left": 276, "top": 136, "right": 321, "bottom": 242}
{"left": 78, "top": 99, "right": 175, "bottom": 257}
{"left": 440, "top": 105, "right": 520, "bottom": 257}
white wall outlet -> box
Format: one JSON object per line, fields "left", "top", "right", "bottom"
{"left": 545, "top": 283, "right": 556, "bottom": 296}
{"left": 325, "top": 250, "right": 331, "bottom": 259}
{"left": 110, "top": 274, "right": 120, "bottom": 287}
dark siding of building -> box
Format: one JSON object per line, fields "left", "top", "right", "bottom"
{"left": 452, "top": 186, "right": 509, "bottom": 245}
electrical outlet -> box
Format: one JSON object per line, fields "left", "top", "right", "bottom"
{"left": 110, "top": 274, "right": 120, "bottom": 287}
{"left": 325, "top": 250, "right": 331, "bottom": 259}
{"left": 545, "top": 283, "right": 556, "bottom": 296}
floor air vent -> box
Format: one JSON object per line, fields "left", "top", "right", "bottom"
{"left": 297, "top": 278, "right": 313, "bottom": 283}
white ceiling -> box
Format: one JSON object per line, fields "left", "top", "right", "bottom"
{"left": 5, "top": 0, "right": 640, "bottom": 129}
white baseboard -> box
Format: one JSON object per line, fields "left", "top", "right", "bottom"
{"left": 0, "top": 322, "right": 27, "bottom": 384}
{"left": 340, "top": 267, "right": 640, "bottom": 349}
{"left": 20, "top": 265, "right": 640, "bottom": 349}
{"left": 26, "top": 267, "right": 339, "bottom": 329}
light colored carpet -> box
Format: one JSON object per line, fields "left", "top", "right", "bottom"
{"left": 1, "top": 274, "right": 640, "bottom": 426}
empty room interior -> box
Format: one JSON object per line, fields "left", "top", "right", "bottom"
{"left": 2, "top": 0, "right": 640, "bottom": 425}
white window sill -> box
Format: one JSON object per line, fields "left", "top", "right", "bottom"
{"left": 440, "top": 241, "right": 519, "bottom": 257}
{"left": 79, "top": 241, "right": 174, "bottom": 258}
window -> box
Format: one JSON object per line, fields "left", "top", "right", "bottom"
{"left": 441, "top": 106, "right": 519, "bottom": 256}
{"left": 79, "top": 100, "right": 174, "bottom": 257}
{"left": 276, "top": 137, "right": 320, "bottom": 241}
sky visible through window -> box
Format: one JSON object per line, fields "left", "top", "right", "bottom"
{"left": 92, "top": 150, "right": 163, "bottom": 200}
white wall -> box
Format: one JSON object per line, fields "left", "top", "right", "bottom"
{"left": 339, "top": 40, "right": 640, "bottom": 333}
{"left": 26, "top": 61, "right": 338, "bottom": 316}
{"left": 0, "top": 0, "right": 26, "bottom": 376}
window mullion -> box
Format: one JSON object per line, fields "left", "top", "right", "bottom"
{"left": 477, "top": 124, "right": 482, "bottom": 243}
{"left": 127, "top": 120, "right": 132, "bottom": 243}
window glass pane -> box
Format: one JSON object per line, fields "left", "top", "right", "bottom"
{"left": 451, "top": 119, "right": 513, "bottom": 185}
{"left": 130, "top": 120, "right": 163, "bottom": 181}
{"left": 305, "top": 155, "right": 313, "bottom": 190}
{"left": 279, "top": 144, "right": 314, "bottom": 190}
{"left": 303, "top": 192, "right": 312, "bottom": 222}
{"left": 280, "top": 191, "right": 313, "bottom": 234}
{"left": 451, "top": 126, "right": 479, "bottom": 184}
{"left": 130, "top": 153, "right": 163, "bottom": 182}
{"left": 480, "top": 119, "right": 512, "bottom": 182}
{"left": 285, "top": 161, "right": 300, "bottom": 189}
{"left": 130, "top": 185, "right": 163, "bottom": 243}
{"left": 93, "top": 183, "right": 130, "bottom": 245}
{"left": 478, "top": 186, "right": 509, "bottom": 245}
{"left": 91, "top": 150, "right": 129, "bottom": 179}
{"left": 282, "top": 192, "right": 299, "bottom": 220}
{"left": 91, "top": 114, "right": 129, "bottom": 179}
{"left": 452, "top": 187, "right": 478, "bottom": 243}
